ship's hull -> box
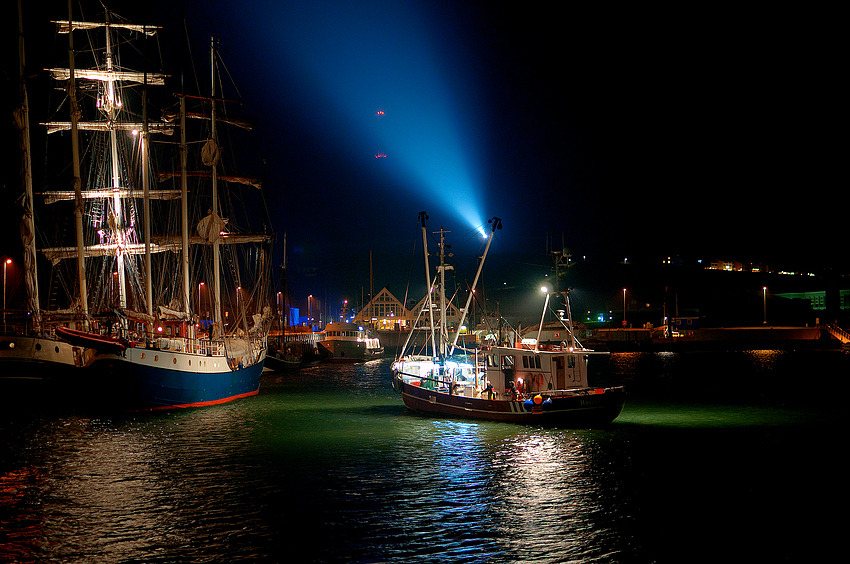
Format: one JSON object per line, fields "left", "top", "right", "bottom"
{"left": 264, "top": 351, "right": 302, "bottom": 370}
{"left": 0, "top": 334, "right": 92, "bottom": 375}
{"left": 318, "top": 339, "right": 384, "bottom": 362}
{"left": 88, "top": 345, "right": 265, "bottom": 411}
{"left": 395, "top": 377, "right": 625, "bottom": 426}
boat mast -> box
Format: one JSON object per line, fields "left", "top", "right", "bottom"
{"left": 448, "top": 216, "right": 500, "bottom": 356}
{"left": 210, "top": 36, "right": 223, "bottom": 336}
{"left": 419, "top": 212, "right": 437, "bottom": 358}
{"left": 535, "top": 293, "right": 549, "bottom": 352}
{"left": 66, "top": 3, "right": 89, "bottom": 322}
{"left": 103, "top": 10, "right": 128, "bottom": 309}
{"left": 550, "top": 249, "right": 576, "bottom": 349}
{"left": 563, "top": 290, "right": 576, "bottom": 349}
{"left": 141, "top": 25, "right": 153, "bottom": 322}
{"left": 436, "top": 227, "right": 452, "bottom": 358}
{"left": 180, "top": 93, "right": 191, "bottom": 329}
{"left": 16, "top": 0, "right": 42, "bottom": 330}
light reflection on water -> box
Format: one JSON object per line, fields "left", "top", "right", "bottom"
{"left": 1, "top": 351, "right": 846, "bottom": 563}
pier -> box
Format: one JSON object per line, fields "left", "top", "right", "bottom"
{"left": 823, "top": 324, "right": 850, "bottom": 345}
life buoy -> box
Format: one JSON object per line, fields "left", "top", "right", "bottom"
{"left": 536, "top": 374, "right": 544, "bottom": 386}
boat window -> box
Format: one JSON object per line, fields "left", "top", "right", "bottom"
{"left": 502, "top": 355, "right": 515, "bottom": 368}
{"left": 535, "top": 356, "right": 541, "bottom": 369}
{"left": 567, "top": 355, "right": 575, "bottom": 368}
{"left": 522, "top": 356, "right": 529, "bottom": 368}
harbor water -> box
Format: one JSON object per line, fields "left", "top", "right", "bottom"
{"left": 1, "top": 350, "right": 845, "bottom": 563}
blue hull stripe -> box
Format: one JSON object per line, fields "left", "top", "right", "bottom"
{"left": 95, "top": 357, "right": 264, "bottom": 410}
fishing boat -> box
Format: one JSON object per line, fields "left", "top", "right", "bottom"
{"left": 318, "top": 321, "right": 384, "bottom": 362}
{"left": 22, "top": 8, "right": 272, "bottom": 409}
{"left": 391, "top": 213, "right": 625, "bottom": 426}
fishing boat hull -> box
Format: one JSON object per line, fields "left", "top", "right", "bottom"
{"left": 264, "top": 349, "right": 302, "bottom": 370}
{"left": 89, "top": 345, "right": 265, "bottom": 410}
{"left": 395, "top": 377, "right": 625, "bottom": 426}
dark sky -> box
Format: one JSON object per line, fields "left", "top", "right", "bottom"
{"left": 4, "top": 1, "right": 843, "bottom": 319}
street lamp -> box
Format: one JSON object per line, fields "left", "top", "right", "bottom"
{"left": 623, "top": 288, "right": 627, "bottom": 327}
{"left": 236, "top": 286, "right": 242, "bottom": 320}
{"left": 3, "top": 258, "right": 11, "bottom": 332}
{"left": 763, "top": 287, "right": 767, "bottom": 325}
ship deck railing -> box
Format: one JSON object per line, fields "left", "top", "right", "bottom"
{"left": 398, "top": 372, "right": 619, "bottom": 400}
{"left": 133, "top": 336, "right": 265, "bottom": 359}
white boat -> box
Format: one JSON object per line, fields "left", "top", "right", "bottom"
{"left": 391, "top": 213, "right": 625, "bottom": 426}
{"left": 318, "top": 321, "right": 384, "bottom": 362}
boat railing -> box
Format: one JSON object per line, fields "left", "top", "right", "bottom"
{"left": 824, "top": 323, "right": 850, "bottom": 344}
{"left": 134, "top": 336, "right": 268, "bottom": 358}
{"left": 397, "top": 367, "right": 621, "bottom": 400}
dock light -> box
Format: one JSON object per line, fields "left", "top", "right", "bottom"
{"left": 763, "top": 287, "right": 767, "bottom": 325}
{"left": 541, "top": 286, "right": 549, "bottom": 294}
{"left": 3, "top": 258, "right": 12, "bottom": 331}
{"left": 623, "top": 289, "right": 627, "bottom": 325}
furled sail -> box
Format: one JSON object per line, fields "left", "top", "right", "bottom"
{"left": 42, "top": 189, "right": 183, "bottom": 204}
{"left": 47, "top": 67, "right": 167, "bottom": 86}
{"left": 157, "top": 171, "right": 261, "bottom": 189}
{"left": 197, "top": 211, "right": 227, "bottom": 243}
{"left": 201, "top": 138, "right": 219, "bottom": 166}
{"left": 42, "top": 121, "right": 174, "bottom": 135}
{"left": 53, "top": 20, "right": 160, "bottom": 35}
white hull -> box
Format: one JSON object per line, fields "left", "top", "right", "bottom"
{"left": 0, "top": 334, "right": 92, "bottom": 373}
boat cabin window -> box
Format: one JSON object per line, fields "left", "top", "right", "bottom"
{"left": 567, "top": 355, "right": 575, "bottom": 368}
{"left": 502, "top": 355, "right": 515, "bottom": 369}
{"left": 522, "top": 355, "right": 541, "bottom": 369}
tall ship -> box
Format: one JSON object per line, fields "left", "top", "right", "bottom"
{"left": 391, "top": 213, "right": 625, "bottom": 426}
{"left": 5, "top": 5, "right": 273, "bottom": 409}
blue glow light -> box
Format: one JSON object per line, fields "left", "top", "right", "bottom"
{"left": 256, "top": 1, "right": 486, "bottom": 234}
